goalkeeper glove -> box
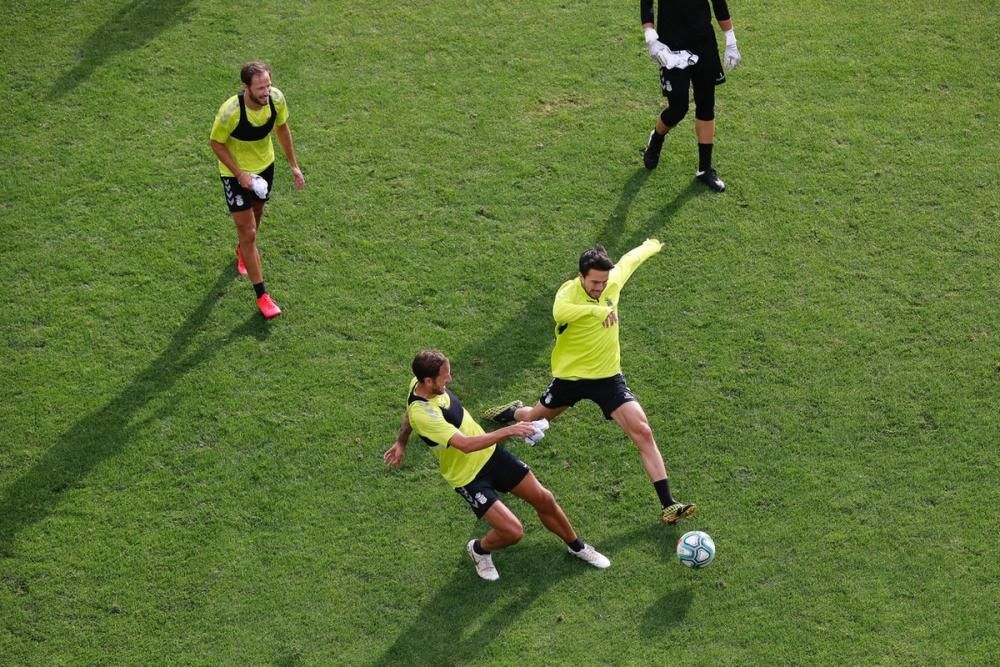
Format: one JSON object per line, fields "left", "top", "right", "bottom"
{"left": 644, "top": 27, "right": 698, "bottom": 70}
{"left": 723, "top": 29, "right": 741, "bottom": 70}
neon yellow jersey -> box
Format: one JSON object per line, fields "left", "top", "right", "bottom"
{"left": 550, "top": 239, "right": 663, "bottom": 379}
{"left": 210, "top": 87, "right": 290, "bottom": 176}
{"left": 405, "top": 378, "right": 495, "bottom": 488}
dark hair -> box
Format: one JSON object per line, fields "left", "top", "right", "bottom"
{"left": 240, "top": 62, "right": 271, "bottom": 86}
{"left": 412, "top": 350, "right": 448, "bottom": 382}
{"left": 579, "top": 246, "right": 614, "bottom": 276}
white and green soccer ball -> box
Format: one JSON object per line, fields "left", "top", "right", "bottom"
{"left": 676, "top": 530, "right": 716, "bottom": 569}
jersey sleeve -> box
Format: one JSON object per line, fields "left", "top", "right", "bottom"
{"left": 271, "top": 87, "right": 290, "bottom": 126}
{"left": 210, "top": 96, "right": 240, "bottom": 143}
{"left": 640, "top": 0, "right": 654, "bottom": 25}
{"left": 711, "top": 0, "right": 731, "bottom": 21}
{"left": 407, "top": 400, "right": 458, "bottom": 448}
{"left": 610, "top": 239, "right": 662, "bottom": 288}
{"left": 552, "top": 281, "right": 612, "bottom": 323}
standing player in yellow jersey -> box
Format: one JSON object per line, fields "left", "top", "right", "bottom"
{"left": 210, "top": 62, "right": 305, "bottom": 319}
{"left": 384, "top": 350, "right": 610, "bottom": 581}
{"left": 484, "top": 240, "right": 697, "bottom": 525}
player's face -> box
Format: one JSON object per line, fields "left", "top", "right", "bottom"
{"left": 245, "top": 71, "right": 272, "bottom": 108}
{"left": 580, "top": 269, "right": 610, "bottom": 300}
{"left": 428, "top": 360, "right": 452, "bottom": 396}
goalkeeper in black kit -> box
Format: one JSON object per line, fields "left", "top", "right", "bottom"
{"left": 640, "top": 0, "right": 742, "bottom": 192}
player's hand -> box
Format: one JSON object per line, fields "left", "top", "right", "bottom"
{"left": 237, "top": 171, "right": 252, "bottom": 190}
{"left": 723, "top": 30, "right": 741, "bottom": 70}
{"left": 384, "top": 442, "right": 406, "bottom": 468}
{"left": 603, "top": 310, "right": 618, "bottom": 328}
{"left": 504, "top": 422, "right": 537, "bottom": 439}
{"left": 291, "top": 166, "right": 305, "bottom": 190}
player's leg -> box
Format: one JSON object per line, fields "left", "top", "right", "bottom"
{"left": 464, "top": 501, "right": 521, "bottom": 582}
{"left": 610, "top": 399, "right": 668, "bottom": 481}
{"left": 233, "top": 207, "right": 280, "bottom": 318}
{"left": 692, "top": 62, "right": 725, "bottom": 192}
{"left": 479, "top": 500, "right": 525, "bottom": 551}
{"left": 610, "top": 399, "right": 696, "bottom": 524}
{"left": 509, "top": 470, "right": 611, "bottom": 569}
{"left": 644, "top": 68, "right": 690, "bottom": 170}
{"left": 514, "top": 402, "right": 566, "bottom": 423}
{"left": 484, "top": 400, "right": 566, "bottom": 424}
{"left": 509, "top": 471, "right": 575, "bottom": 542}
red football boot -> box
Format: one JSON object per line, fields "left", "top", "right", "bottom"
{"left": 256, "top": 293, "right": 282, "bottom": 319}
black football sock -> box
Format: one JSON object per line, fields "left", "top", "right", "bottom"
{"left": 567, "top": 538, "right": 585, "bottom": 552}
{"left": 698, "top": 143, "right": 713, "bottom": 172}
{"left": 253, "top": 282, "right": 267, "bottom": 298}
{"left": 654, "top": 478, "right": 675, "bottom": 507}
{"left": 473, "top": 540, "right": 490, "bottom": 555}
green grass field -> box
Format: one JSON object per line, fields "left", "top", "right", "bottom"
{"left": 3, "top": 0, "right": 998, "bottom": 664}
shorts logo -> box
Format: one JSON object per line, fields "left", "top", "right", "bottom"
{"left": 664, "top": 80, "right": 672, "bottom": 92}
{"left": 235, "top": 194, "right": 244, "bottom": 207}
{"left": 543, "top": 391, "right": 552, "bottom": 406}
{"left": 458, "top": 488, "right": 489, "bottom": 508}
{"left": 224, "top": 180, "right": 237, "bottom": 206}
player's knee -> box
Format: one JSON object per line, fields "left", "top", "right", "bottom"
{"left": 500, "top": 519, "right": 524, "bottom": 545}
{"left": 661, "top": 104, "right": 687, "bottom": 127}
{"left": 237, "top": 226, "right": 257, "bottom": 244}
{"left": 533, "top": 487, "right": 558, "bottom": 513}
{"left": 629, "top": 420, "right": 655, "bottom": 447}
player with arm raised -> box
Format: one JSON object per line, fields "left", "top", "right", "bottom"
{"left": 484, "top": 240, "right": 697, "bottom": 525}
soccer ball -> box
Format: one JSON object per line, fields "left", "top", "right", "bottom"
{"left": 676, "top": 530, "right": 716, "bottom": 569}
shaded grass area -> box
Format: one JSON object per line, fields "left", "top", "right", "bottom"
{"left": 2, "top": 0, "right": 997, "bottom": 664}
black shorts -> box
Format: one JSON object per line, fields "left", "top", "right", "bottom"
{"left": 454, "top": 447, "right": 531, "bottom": 518}
{"left": 659, "top": 46, "right": 725, "bottom": 121}
{"left": 540, "top": 374, "right": 637, "bottom": 420}
{"left": 220, "top": 162, "right": 274, "bottom": 213}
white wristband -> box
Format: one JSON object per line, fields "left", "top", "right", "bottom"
{"left": 644, "top": 27, "right": 659, "bottom": 44}
{"left": 724, "top": 29, "right": 737, "bottom": 47}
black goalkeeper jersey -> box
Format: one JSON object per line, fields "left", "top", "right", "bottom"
{"left": 640, "top": 0, "right": 731, "bottom": 52}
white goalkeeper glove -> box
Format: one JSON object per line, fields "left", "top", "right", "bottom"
{"left": 524, "top": 418, "right": 550, "bottom": 446}
{"left": 250, "top": 174, "right": 269, "bottom": 199}
{"left": 644, "top": 27, "right": 698, "bottom": 70}
{"left": 723, "top": 29, "right": 741, "bottom": 70}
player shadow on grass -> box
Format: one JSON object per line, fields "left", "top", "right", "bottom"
{"left": 372, "top": 523, "right": 693, "bottom": 665}
{"left": 0, "top": 265, "right": 268, "bottom": 555}
{"left": 598, "top": 177, "right": 701, "bottom": 258}
{"left": 48, "top": 0, "right": 196, "bottom": 100}
{"left": 371, "top": 541, "right": 591, "bottom": 667}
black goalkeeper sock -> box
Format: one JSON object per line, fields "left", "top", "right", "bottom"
{"left": 473, "top": 540, "right": 490, "bottom": 555}
{"left": 253, "top": 282, "right": 267, "bottom": 298}
{"left": 654, "top": 478, "right": 675, "bottom": 507}
{"left": 698, "top": 143, "right": 714, "bottom": 173}
{"left": 567, "top": 538, "right": 585, "bottom": 552}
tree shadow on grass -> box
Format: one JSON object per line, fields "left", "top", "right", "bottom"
{"left": 48, "top": 0, "right": 196, "bottom": 100}
{"left": 0, "top": 266, "right": 269, "bottom": 555}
